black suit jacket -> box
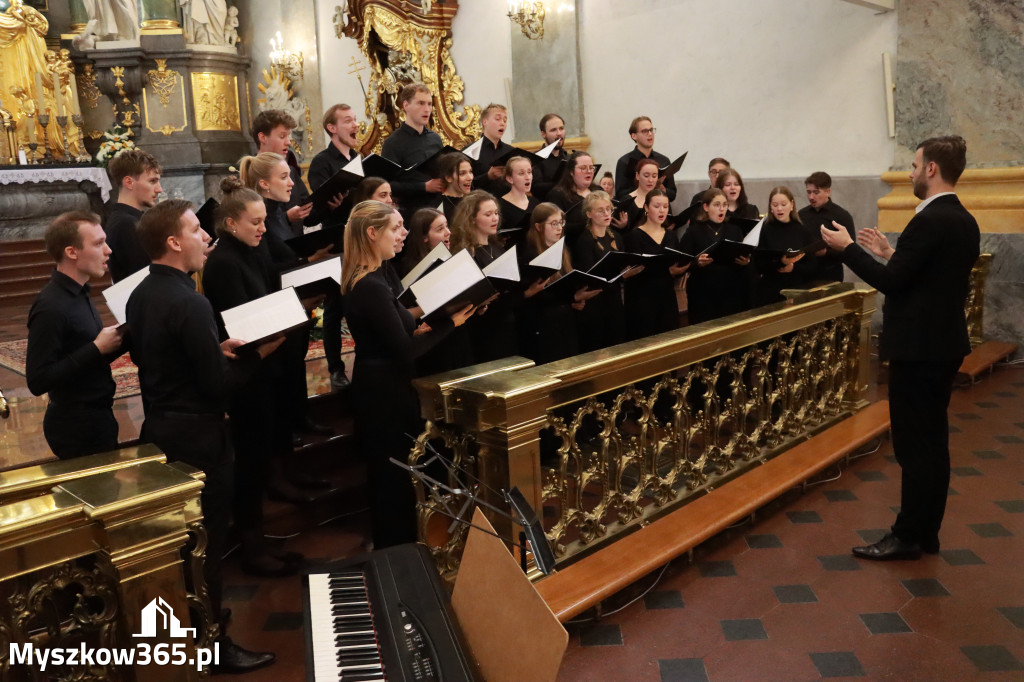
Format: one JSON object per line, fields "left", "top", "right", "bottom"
{"left": 841, "top": 194, "right": 979, "bottom": 362}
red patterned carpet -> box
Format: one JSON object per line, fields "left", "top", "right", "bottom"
{"left": 0, "top": 337, "right": 349, "bottom": 400}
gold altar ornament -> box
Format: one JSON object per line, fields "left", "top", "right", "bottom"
{"left": 191, "top": 72, "right": 241, "bottom": 131}
{"left": 335, "top": 0, "right": 481, "bottom": 153}
{"left": 144, "top": 60, "right": 187, "bottom": 136}
{"left": 147, "top": 58, "right": 178, "bottom": 107}
{"left": 78, "top": 64, "right": 100, "bottom": 109}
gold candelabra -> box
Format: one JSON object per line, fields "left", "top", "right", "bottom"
{"left": 507, "top": 1, "right": 545, "bottom": 40}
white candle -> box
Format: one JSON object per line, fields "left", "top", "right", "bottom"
{"left": 27, "top": 117, "right": 36, "bottom": 143}
{"left": 34, "top": 72, "right": 45, "bottom": 114}
{"left": 52, "top": 73, "right": 64, "bottom": 117}
{"left": 68, "top": 72, "right": 81, "bottom": 116}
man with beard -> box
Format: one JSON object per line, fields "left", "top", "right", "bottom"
{"left": 799, "top": 171, "right": 855, "bottom": 282}
{"left": 820, "top": 135, "right": 980, "bottom": 561}
{"left": 531, "top": 113, "right": 567, "bottom": 201}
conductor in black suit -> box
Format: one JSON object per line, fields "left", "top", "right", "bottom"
{"left": 820, "top": 135, "right": 980, "bottom": 560}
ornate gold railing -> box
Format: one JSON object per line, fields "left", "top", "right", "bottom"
{"left": 966, "top": 253, "right": 992, "bottom": 348}
{"left": 0, "top": 446, "right": 216, "bottom": 681}
{"left": 412, "top": 283, "right": 877, "bottom": 579}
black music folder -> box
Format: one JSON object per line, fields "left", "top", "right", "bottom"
{"left": 307, "top": 166, "right": 364, "bottom": 211}
{"left": 361, "top": 153, "right": 403, "bottom": 181}
{"left": 220, "top": 287, "right": 312, "bottom": 352}
{"left": 659, "top": 151, "right": 688, "bottom": 179}
{"left": 731, "top": 216, "right": 761, "bottom": 235}
{"left": 285, "top": 226, "right": 343, "bottom": 258}
{"left": 280, "top": 256, "right": 342, "bottom": 298}
{"left": 585, "top": 250, "right": 646, "bottom": 280}
{"left": 402, "top": 145, "right": 460, "bottom": 179}
{"left": 195, "top": 198, "right": 219, "bottom": 240}
{"left": 410, "top": 249, "right": 497, "bottom": 325}
{"left": 703, "top": 239, "right": 756, "bottom": 261}
{"left": 537, "top": 269, "right": 610, "bottom": 305}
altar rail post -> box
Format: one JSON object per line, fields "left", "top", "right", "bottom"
{"left": 412, "top": 282, "right": 877, "bottom": 579}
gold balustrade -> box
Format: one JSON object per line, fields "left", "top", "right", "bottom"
{"left": 0, "top": 445, "right": 216, "bottom": 681}
{"left": 411, "top": 282, "right": 878, "bottom": 580}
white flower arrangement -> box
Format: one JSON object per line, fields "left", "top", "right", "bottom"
{"left": 94, "top": 127, "right": 137, "bottom": 167}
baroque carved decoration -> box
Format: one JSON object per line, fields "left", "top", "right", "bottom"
{"left": 191, "top": 72, "right": 241, "bottom": 131}
{"left": 0, "top": 556, "right": 122, "bottom": 682}
{"left": 146, "top": 59, "right": 177, "bottom": 107}
{"left": 78, "top": 64, "right": 101, "bottom": 109}
{"left": 255, "top": 66, "right": 307, "bottom": 158}
{"left": 333, "top": 0, "right": 480, "bottom": 153}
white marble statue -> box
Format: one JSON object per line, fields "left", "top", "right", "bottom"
{"left": 180, "top": 0, "right": 230, "bottom": 46}
{"left": 223, "top": 6, "right": 239, "bottom": 46}
{"left": 82, "top": 0, "right": 139, "bottom": 41}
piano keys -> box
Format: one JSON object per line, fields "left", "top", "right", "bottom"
{"left": 304, "top": 543, "right": 478, "bottom": 682}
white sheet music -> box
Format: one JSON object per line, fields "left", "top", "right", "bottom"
{"left": 742, "top": 217, "right": 766, "bottom": 246}
{"left": 410, "top": 249, "right": 485, "bottom": 317}
{"left": 462, "top": 138, "right": 483, "bottom": 161}
{"left": 482, "top": 244, "right": 520, "bottom": 281}
{"left": 536, "top": 139, "right": 560, "bottom": 159}
{"left": 102, "top": 266, "right": 149, "bottom": 325}
{"left": 400, "top": 242, "right": 452, "bottom": 289}
{"left": 280, "top": 256, "right": 342, "bottom": 290}
{"left": 221, "top": 288, "right": 307, "bottom": 343}
{"left": 343, "top": 154, "right": 364, "bottom": 177}
{"left": 530, "top": 237, "right": 564, "bottom": 270}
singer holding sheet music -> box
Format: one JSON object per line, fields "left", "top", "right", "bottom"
{"left": 401, "top": 208, "right": 450, "bottom": 276}
{"left": 499, "top": 156, "right": 538, "bottom": 245}
{"left": 342, "top": 201, "right": 475, "bottom": 548}
{"left": 467, "top": 103, "right": 514, "bottom": 196}
{"left": 201, "top": 178, "right": 305, "bottom": 577}
{"left": 547, "top": 151, "right": 599, "bottom": 244}
{"left": 26, "top": 211, "right": 124, "bottom": 459}
{"left": 613, "top": 116, "right": 677, "bottom": 202}
{"left": 754, "top": 186, "right": 816, "bottom": 306}
{"left": 679, "top": 189, "right": 752, "bottom": 324}
{"left": 450, "top": 191, "right": 520, "bottom": 363}
{"left": 381, "top": 83, "right": 444, "bottom": 215}
{"left": 624, "top": 190, "right": 689, "bottom": 339}
{"left": 616, "top": 157, "right": 661, "bottom": 232}
{"left": 519, "top": 204, "right": 598, "bottom": 363}
{"left": 570, "top": 191, "right": 629, "bottom": 352}
{"left": 531, "top": 113, "right": 568, "bottom": 201}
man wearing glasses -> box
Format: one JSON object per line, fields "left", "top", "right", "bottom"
{"left": 613, "top": 116, "right": 678, "bottom": 203}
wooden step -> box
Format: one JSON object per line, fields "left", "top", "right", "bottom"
{"left": 0, "top": 251, "right": 51, "bottom": 268}
{"left": 535, "top": 400, "right": 892, "bottom": 623}
{"left": 957, "top": 340, "right": 1018, "bottom": 385}
{"left": 0, "top": 262, "right": 53, "bottom": 280}
{"left": 0, "top": 239, "right": 45, "bottom": 254}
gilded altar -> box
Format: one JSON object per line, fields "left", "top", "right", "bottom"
{"left": 335, "top": 0, "right": 481, "bottom": 153}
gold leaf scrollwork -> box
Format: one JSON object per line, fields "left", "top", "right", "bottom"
{"left": 79, "top": 64, "right": 100, "bottom": 109}
{"left": 333, "top": 1, "right": 481, "bottom": 154}
{"left": 147, "top": 58, "right": 178, "bottom": 108}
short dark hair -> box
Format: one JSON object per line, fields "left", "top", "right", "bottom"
{"left": 539, "top": 113, "right": 564, "bottom": 133}
{"left": 321, "top": 103, "right": 352, "bottom": 135}
{"left": 708, "top": 157, "right": 730, "bottom": 170}
{"left": 44, "top": 210, "right": 100, "bottom": 262}
{"left": 628, "top": 116, "right": 652, "bottom": 135}
{"left": 918, "top": 135, "right": 967, "bottom": 184}
{"left": 108, "top": 149, "right": 162, "bottom": 187}
{"left": 398, "top": 83, "right": 431, "bottom": 108}
{"left": 251, "top": 109, "right": 297, "bottom": 145}
{"left": 137, "top": 199, "right": 193, "bottom": 259}
{"left": 804, "top": 171, "right": 832, "bottom": 189}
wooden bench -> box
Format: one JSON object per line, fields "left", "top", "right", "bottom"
{"left": 957, "top": 341, "right": 1018, "bottom": 385}
{"left": 535, "top": 400, "right": 892, "bottom": 622}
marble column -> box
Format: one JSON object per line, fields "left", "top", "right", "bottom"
{"left": 137, "top": 0, "right": 181, "bottom": 32}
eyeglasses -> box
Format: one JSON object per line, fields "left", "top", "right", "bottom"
{"left": 592, "top": 206, "right": 614, "bottom": 214}
{"left": 545, "top": 219, "right": 566, "bottom": 227}
{"left": 576, "top": 166, "right": 596, "bottom": 173}
{"left": 709, "top": 201, "right": 728, "bottom": 209}
{"left": 637, "top": 128, "right": 656, "bottom": 135}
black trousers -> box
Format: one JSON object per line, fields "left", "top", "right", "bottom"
{"left": 888, "top": 359, "right": 961, "bottom": 545}
{"left": 44, "top": 404, "right": 118, "bottom": 459}
{"left": 322, "top": 288, "right": 346, "bottom": 374}
{"left": 142, "top": 412, "right": 232, "bottom": 620}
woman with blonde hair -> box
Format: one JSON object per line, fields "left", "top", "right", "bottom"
{"left": 498, "top": 155, "right": 537, "bottom": 244}
{"left": 571, "top": 190, "right": 631, "bottom": 350}
{"left": 343, "top": 200, "right": 474, "bottom": 547}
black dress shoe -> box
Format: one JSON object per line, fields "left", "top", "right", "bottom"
{"left": 852, "top": 533, "right": 922, "bottom": 561}
{"left": 330, "top": 370, "right": 351, "bottom": 391}
{"left": 212, "top": 636, "right": 275, "bottom": 674}
{"left": 922, "top": 538, "right": 940, "bottom": 554}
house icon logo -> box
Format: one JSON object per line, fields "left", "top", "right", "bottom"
{"left": 133, "top": 597, "right": 197, "bottom": 638}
